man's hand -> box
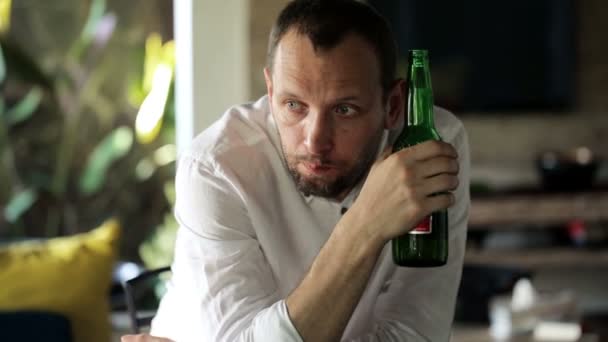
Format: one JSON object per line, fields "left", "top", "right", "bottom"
{"left": 121, "top": 334, "right": 174, "bottom": 342}
{"left": 348, "top": 140, "right": 459, "bottom": 242}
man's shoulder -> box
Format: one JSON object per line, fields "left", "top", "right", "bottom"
{"left": 182, "top": 96, "right": 277, "bottom": 166}
{"left": 434, "top": 106, "right": 466, "bottom": 145}
{"left": 434, "top": 106, "right": 464, "bottom": 130}
{"left": 175, "top": 96, "right": 288, "bottom": 210}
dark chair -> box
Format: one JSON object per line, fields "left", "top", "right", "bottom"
{"left": 455, "top": 264, "right": 533, "bottom": 323}
{"left": 122, "top": 266, "right": 172, "bottom": 334}
{"left": 0, "top": 311, "right": 72, "bottom": 342}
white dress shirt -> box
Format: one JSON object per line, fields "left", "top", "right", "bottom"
{"left": 151, "top": 95, "right": 470, "bottom": 342}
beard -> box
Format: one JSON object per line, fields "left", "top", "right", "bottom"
{"left": 282, "top": 129, "right": 384, "bottom": 199}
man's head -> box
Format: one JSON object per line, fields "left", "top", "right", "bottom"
{"left": 266, "top": 0, "right": 398, "bottom": 96}
{"left": 264, "top": 0, "right": 405, "bottom": 200}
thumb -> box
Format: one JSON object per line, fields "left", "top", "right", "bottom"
{"left": 370, "top": 141, "right": 393, "bottom": 172}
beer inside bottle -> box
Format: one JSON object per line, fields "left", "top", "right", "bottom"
{"left": 392, "top": 49, "right": 448, "bottom": 267}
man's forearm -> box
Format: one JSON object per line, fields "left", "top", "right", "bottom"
{"left": 286, "top": 217, "right": 385, "bottom": 342}
{"left": 285, "top": 140, "right": 460, "bottom": 341}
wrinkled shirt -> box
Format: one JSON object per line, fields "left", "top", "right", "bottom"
{"left": 151, "top": 95, "right": 470, "bottom": 341}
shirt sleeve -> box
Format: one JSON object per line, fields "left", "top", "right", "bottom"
{"left": 150, "top": 154, "right": 303, "bottom": 342}
{"left": 347, "top": 123, "right": 471, "bottom": 342}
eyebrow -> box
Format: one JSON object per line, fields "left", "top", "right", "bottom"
{"left": 277, "top": 91, "right": 302, "bottom": 99}
{"left": 277, "top": 91, "right": 362, "bottom": 102}
{"left": 334, "top": 95, "right": 361, "bottom": 102}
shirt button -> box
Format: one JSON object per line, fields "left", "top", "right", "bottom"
{"left": 340, "top": 207, "right": 348, "bottom": 215}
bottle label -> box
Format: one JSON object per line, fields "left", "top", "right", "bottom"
{"left": 409, "top": 216, "right": 432, "bottom": 234}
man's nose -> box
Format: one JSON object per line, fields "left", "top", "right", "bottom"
{"left": 304, "top": 111, "right": 334, "bottom": 155}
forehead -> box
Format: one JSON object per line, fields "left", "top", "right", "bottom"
{"left": 271, "top": 29, "right": 382, "bottom": 92}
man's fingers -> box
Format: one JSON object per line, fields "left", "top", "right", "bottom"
{"left": 422, "top": 174, "right": 459, "bottom": 196}
{"left": 407, "top": 140, "right": 458, "bottom": 161}
{"left": 425, "top": 192, "right": 456, "bottom": 212}
{"left": 121, "top": 334, "right": 174, "bottom": 342}
{"left": 371, "top": 141, "right": 394, "bottom": 172}
{"left": 418, "top": 157, "right": 459, "bottom": 178}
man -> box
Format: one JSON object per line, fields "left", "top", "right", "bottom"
{"left": 124, "top": 0, "right": 469, "bottom": 341}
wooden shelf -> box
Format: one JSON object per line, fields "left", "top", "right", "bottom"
{"left": 451, "top": 324, "right": 600, "bottom": 342}
{"left": 465, "top": 247, "right": 608, "bottom": 269}
{"left": 469, "top": 191, "right": 608, "bottom": 228}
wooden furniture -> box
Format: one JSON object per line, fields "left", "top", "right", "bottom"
{"left": 465, "top": 188, "right": 608, "bottom": 269}
{"left": 470, "top": 190, "right": 608, "bottom": 227}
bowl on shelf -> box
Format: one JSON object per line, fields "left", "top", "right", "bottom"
{"left": 536, "top": 147, "right": 600, "bottom": 191}
{"left": 455, "top": 265, "right": 533, "bottom": 323}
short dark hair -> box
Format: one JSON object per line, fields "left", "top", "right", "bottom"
{"left": 266, "top": 0, "right": 398, "bottom": 94}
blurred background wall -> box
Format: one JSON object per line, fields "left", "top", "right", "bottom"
{"left": 250, "top": 0, "right": 607, "bottom": 190}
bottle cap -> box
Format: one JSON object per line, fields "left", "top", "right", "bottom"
{"left": 409, "top": 49, "right": 429, "bottom": 57}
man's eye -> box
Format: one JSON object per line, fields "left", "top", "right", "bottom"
{"left": 335, "top": 104, "right": 356, "bottom": 117}
{"left": 286, "top": 100, "right": 302, "bottom": 111}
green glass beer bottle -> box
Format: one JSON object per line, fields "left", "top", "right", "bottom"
{"left": 392, "top": 49, "right": 448, "bottom": 267}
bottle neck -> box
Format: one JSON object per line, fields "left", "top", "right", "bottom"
{"left": 407, "top": 51, "right": 435, "bottom": 128}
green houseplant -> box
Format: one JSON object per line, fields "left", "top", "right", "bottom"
{"left": 0, "top": 0, "right": 176, "bottom": 261}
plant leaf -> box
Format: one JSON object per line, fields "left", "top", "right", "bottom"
{"left": 0, "top": 43, "right": 5, "bottom": 84}
{"left": 0, "top": 0, "right": 11, "bottom": 34}
{"left": 161, "top": 40, "right": 176, "bottom": 66}
{"left": 4, "top": 188, "right": 38, "bottom": 223}
{"left": 135, "top": 64, "right": 172, "bottom": 144}
{"left": 5, "top": 86, "right": 43, "bottom": 126}
{"left": 135, "top": 157, "right": 155, "bottom": 181}
{"left": 143, "top": 33, "right": 163, "bottom": 93}
{"left": 0, "top": 37, "right": 53, "bottom": 89}
{"left": 69, "top": 0, "right": 107, "bottom": 59}
{"left": 163, "top": 181, "right": 175, "bottom": 206}
{"left": 79, "top": 126, "right": 133, "bottom": 195}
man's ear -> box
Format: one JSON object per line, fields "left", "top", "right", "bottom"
{"left": 384, "top": 78, "right": 406, "bottom": 130}
{"left": 264, "top": 67, "right": 273, "bottom": 99}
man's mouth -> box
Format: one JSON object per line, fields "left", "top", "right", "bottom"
{"left": 302, "top": 161, "right": 336, "bottom": 175}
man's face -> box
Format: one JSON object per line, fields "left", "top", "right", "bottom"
{"left": 265, "top": 30, "right": 403, "bottom": 200}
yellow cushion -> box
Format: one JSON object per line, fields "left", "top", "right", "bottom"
{"left": 0, "top": 219, "right": 120, "bottom": 342}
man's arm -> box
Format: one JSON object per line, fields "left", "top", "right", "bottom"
{"left": 121, "top": 334, "right": 172, "bottom": 342}
{"left": 286, "top": 139, "right": 461, "bottom": 342}
{"left": 148, "top": 154, "right": 302, "bottom": 342}
{"left": 345, "top": 126, "right": 470, "bottom": 342}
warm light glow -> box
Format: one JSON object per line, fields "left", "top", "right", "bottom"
{"left": 135, "top": 64, "right": 173, "bottom": 144}
{"left": 0, "top": 0, "right": 11, "bottom": 34}
{"left": 112, "top": 126, "right": 134, "bottom": 151}
{"left": 153, "top": 144, "right": 177, "bottom": 166}
{"left": 135, "top": 158, "right": 155, "bottom": 181}
{"left": 575, "top": 147, "right": 592, "bottom": 165}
